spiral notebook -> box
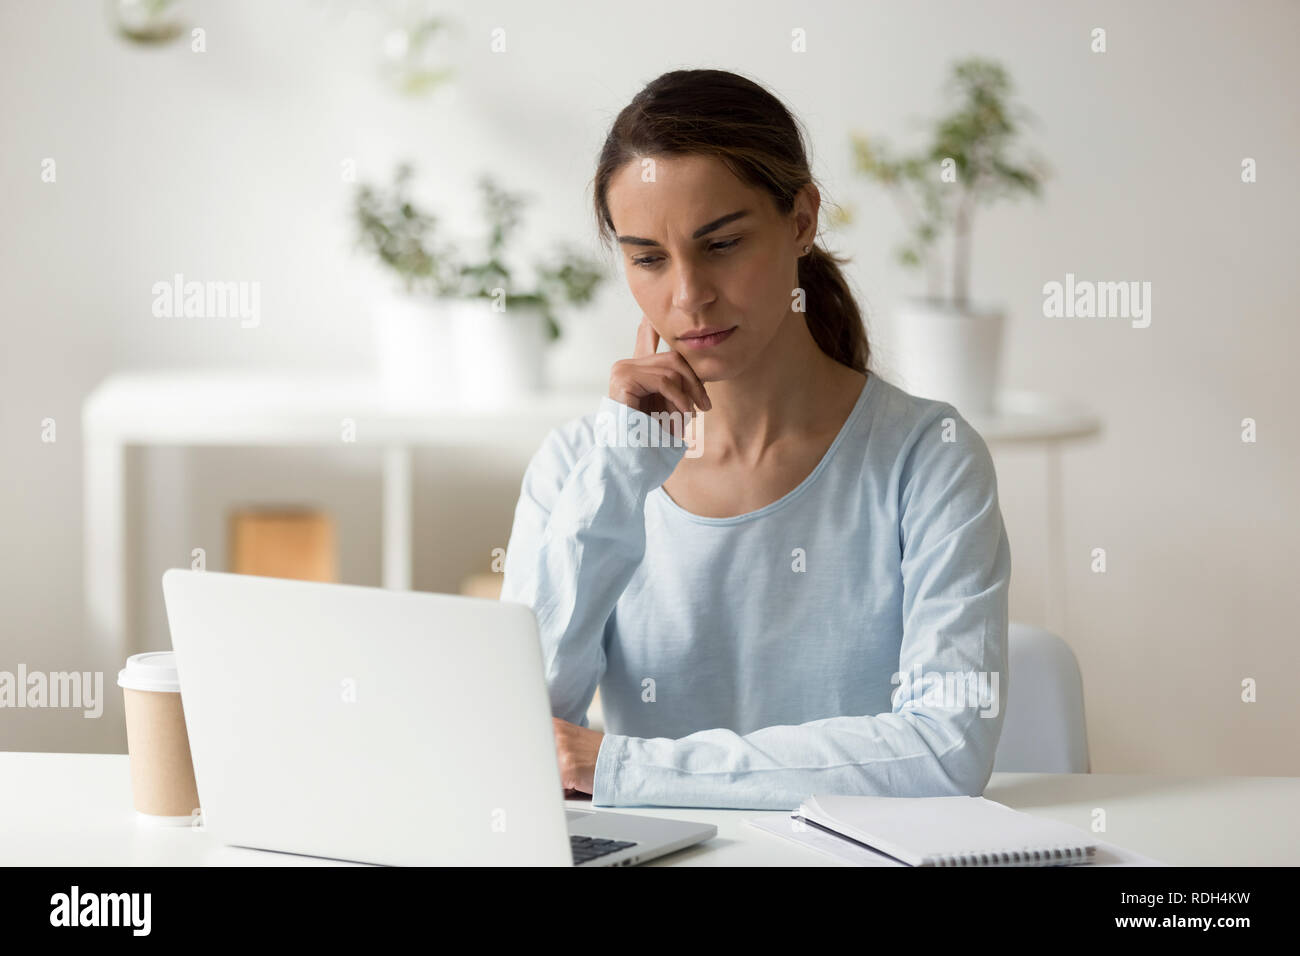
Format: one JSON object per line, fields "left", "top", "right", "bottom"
{"left": 791, "top": 794, "right": 1097, "bottom": 867}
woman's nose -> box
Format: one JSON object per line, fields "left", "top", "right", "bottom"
{"left": 671, "top": 261, "right": 716, "bottom": 313}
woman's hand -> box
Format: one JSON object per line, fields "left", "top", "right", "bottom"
{"left": 552, "top": 717, "right": 604, "bottom": 796}
{"left": 609, "top": 316, "right": 712, "bottom": 438}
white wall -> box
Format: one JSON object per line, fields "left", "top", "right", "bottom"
{"left": 2, "top": 0, "right": 1296, "bottom": 773}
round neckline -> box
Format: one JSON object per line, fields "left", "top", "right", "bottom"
{"left": 653, "top": 372, "right": 876, "bottom": 526}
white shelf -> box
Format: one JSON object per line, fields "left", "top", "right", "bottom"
{"left": 82, "top": 371, "right": 603, "bottom": 446}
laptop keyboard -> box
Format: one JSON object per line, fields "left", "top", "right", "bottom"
{"left": 571, "top": 834, "right": 638, "bottom": 865}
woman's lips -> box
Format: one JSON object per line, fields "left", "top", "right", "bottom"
{"left": 677, "top": 326, "right": 737, "bottom": 350}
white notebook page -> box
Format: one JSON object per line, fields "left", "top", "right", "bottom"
{"left": 799, "top": 794, "right": 1096, "bottom": 866}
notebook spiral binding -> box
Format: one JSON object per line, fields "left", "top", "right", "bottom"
{"left": 926, "top": 845, "right": 1096, "bottom": 867}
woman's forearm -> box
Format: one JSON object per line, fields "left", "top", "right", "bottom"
{"left": 501, "top": 397, "right": 686, "bottom": 725}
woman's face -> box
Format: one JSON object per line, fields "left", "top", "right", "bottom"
{"left": 606, "top": 153, "right": 816, "bottom": 382}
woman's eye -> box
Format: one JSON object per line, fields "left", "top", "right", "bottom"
{"left": 631, "top": 238, "right": 742, "bottom": 270}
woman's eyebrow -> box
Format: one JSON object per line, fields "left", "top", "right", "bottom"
{"left": 616, "top": 209, "right": 751, "bottom": 247}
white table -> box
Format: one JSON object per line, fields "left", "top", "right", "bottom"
{"left": 4, "top": 753, "right": 1295, "bottom": 866}
{"left": 82, "top": 372, "right": 1099, "bottom": 664}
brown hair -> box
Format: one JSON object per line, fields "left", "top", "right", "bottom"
{"left": 592, "top": 68, "right": 869, "bottom": 373}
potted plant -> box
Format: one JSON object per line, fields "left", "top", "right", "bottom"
{"left": 378, "top": 13, "right": 456, "bottom": 96}
{"left": 850, "top": 57, "right": 1048, "bottom": 415}
{"left": 110, "top": 0, "right": 186, "bottom": 45}
{"left": 354, "top": 165, "right": 604, "bottom": 404}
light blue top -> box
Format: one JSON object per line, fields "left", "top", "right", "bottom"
{"left": 500, "top": 373, "right": 1011, "bottom": 810}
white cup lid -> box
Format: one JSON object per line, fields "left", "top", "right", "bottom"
{"left": 117, "top": 651, "right": 181, "bottom": 693}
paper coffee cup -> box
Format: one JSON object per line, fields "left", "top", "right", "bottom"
{"left": 117, "top": 652, "right": 201, "bottom": 826}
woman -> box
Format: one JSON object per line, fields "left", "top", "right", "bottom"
{"left": 500, "top": 69, "right": 1011, "bottom": 810}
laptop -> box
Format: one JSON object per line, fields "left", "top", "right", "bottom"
{"left": 160, "top": 569, "right": 715, "bottom": 866}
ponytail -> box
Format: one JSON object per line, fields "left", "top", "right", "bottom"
{"left": 798, "top": 243, "right": 869, "bottom": 373}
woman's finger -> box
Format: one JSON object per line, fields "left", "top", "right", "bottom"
{"left": 646, "top": 370, "right": 696, "bottom": 433}
{"left": 633, "top": 314, "right": 660, "bottom": 359}
{"left": 662, "top": 351, "right": 712, "bottom": 411}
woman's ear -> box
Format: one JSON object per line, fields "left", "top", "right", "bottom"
{"left": 792, "top": 182, "right": 821, "bottom": 249}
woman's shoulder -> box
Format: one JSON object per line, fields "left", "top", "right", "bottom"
{"left": 864, "top": 372, "right": 969, "bottom": 432}
{"left": 856, "top": 373, "right": 996, "bottom": 483}
{"left": 523, "top": 395, "right": 686, "bottom": 488}
{"left": 525, "top": 400, "right": 606, "bottom": 481}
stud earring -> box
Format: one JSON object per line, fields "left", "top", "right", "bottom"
{"left": 803, "top": 244, "right": 811, "bottom": 254}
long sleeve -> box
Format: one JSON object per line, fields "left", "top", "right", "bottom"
{"left": 500, "top": 397, "right": 686, "bottom": 727}
{"left": 591, "top": 404, "right": 1011, "bottom": 810}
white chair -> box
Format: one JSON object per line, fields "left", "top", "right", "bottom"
{"left": 992, "top": 622, "right": 1091, "bottom": 773}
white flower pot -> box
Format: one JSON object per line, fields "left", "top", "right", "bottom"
{"left": 890, "top": 298, "right": 1005, "bottom": 416}
{"left": 373, "top": 294, "right": 548, "bottom": 406}
{"left": 372, "top": 291, "right": 455, "bottom": 405}
{"left": 448, "top": 297, "right": 547, "bottom": 405}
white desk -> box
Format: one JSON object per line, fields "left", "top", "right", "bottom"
{"left": 4, "top": 753, "right": 1295, "bottom": 866}
{"left": 82, "top": 372, "right": 1100, "bottom": 665}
